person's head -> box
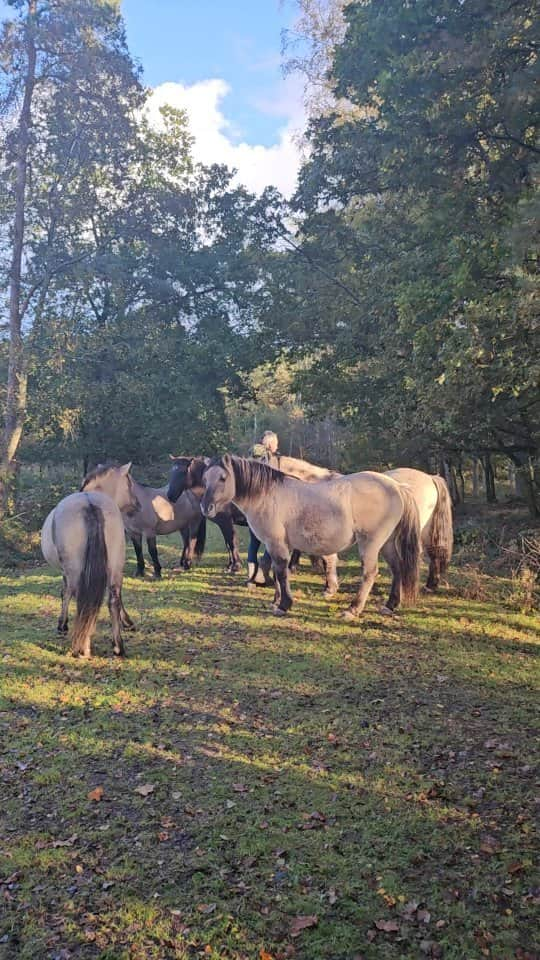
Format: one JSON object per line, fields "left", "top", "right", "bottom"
{"left": 261, "top": 430, "right": 278, "bottom": 454}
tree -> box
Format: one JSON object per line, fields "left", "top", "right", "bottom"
{"left": 0, "top": 0, "right": 144, "bottom": 512}
{"left": 271, "top": 0, "right": 540, "bottom": 512}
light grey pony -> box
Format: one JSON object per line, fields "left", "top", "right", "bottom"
{"left": 261, "top": 459, "right": 452, "bottom": 594}
{"left": 41, "top": 463, "right": 137, "bottom": 658}
{"left": 201, "top": 455, "right": 421, "bottom": 618}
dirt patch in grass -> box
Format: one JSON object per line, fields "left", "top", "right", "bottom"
{"left": 0, "top": 526, "right": 538, "bottom": 960}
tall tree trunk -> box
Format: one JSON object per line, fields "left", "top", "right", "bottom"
{"left": 509, "top": 453, "right": 540, "bottom": 519}
{"left": 0, "top": 0, "right": 37, "bottom": 516}
{"left": 483, "top": 454, "right": 497, "bottom": 503}
{"left": 472, "top": 458, "right": 480, "bottom": 498}
{"left": 457, "top": 457, "right": 465, "bottom": 503}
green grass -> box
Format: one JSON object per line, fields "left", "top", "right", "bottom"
{"left": 0, "top": 527, "right": 538, "bottom": 960}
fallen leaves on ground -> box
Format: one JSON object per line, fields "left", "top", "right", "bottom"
{"left": 290, "top": 915, "right": 318, "bottom": 938}
{"left": 134, "top": 783, "right": 155, "bottom": 796}
{"left": 87, "top": 786, "right": 104, "bottom": 802}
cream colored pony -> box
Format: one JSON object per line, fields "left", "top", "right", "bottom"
{"left": 41, "top": 464, "right": 137, "bottom": 657}
{"left": 201, "top": 456, "right": 421, "bottom": 618}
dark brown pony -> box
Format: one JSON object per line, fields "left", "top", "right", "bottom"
{"left": 167, "top": 457, "right": 246, "bottom": 571}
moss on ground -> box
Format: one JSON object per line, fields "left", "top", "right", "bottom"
{"left": 0, "top": 527, "right": 538, "bottom": 960}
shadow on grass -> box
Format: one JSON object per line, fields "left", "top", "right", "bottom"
{"left": 1, "top": 535, "right": 539, "bottom": 959}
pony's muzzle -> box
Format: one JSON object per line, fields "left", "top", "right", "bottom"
{"left": 201, "top": 499, "right": 216, "bottom": 518}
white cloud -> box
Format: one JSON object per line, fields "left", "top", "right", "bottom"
{"left": 145, "top": 78, "right": 305, "bottom": 198}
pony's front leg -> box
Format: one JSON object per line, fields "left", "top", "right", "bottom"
{"left": 108, "top": 584, "right": 126, "bottom": 657}
{"left": 322, "top": 554, "right": 339, "bottom": 598}
{"left": 179, "top": 527, "right": 191, "bottom": 569}
{"left": 269, "top": 551, "right": 293, "bottom": 615}
{"left": 344, "top": 543, "right": 379, "bottom": 620}
{"left": 131, "top": 533, "right": 145, "bottom": 577}
{"left": 229, "top": 526, "right": 243, "bottom": 573}
{"left": 147, "top": 536, "right": 162, "bottom": 579}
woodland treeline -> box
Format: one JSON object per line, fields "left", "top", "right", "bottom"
{"left": 1, "top": 0, "right": 538, "bottom": 517}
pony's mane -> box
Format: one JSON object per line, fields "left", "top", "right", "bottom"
{"left": 189, "top": 457, "right": 208, "bottom": 487}
{"left": 214, "top": 455, "right": 285, "bottom": 498}
{"left": 80, "top": 462, "right": 118, "bottom": 490}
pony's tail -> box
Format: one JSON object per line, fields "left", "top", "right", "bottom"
{"left": 72, "top": 501, "right": 108, "bottom": 656}
{"left": 395, "top": 487, "right": 421, "bottom": 605}
{"left": 427, "top": 476, "right": 454, "bottom": 581}
{"left": 194, "top": 516, "right": 207, "bottom": 559}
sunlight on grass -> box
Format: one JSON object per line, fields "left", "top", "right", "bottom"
{"left": 1, "top": 529, "right": 538, "bottom": 959}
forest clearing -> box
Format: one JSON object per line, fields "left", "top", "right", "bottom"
{"left": 1, "top": 0, "right": 538, "bottom": 957}
{"left": 1, "top": 523, "right": 538, "bottom": 960}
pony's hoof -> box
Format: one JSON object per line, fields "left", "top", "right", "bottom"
{"left": 323, "top": 590, "right": 337, "bottom": 600}
{"left": 272, "top": 605, "right": 287, "bottom": 616}
{"left": 134, "top": 570, "right": 145, "bottom": 579}
{"left": 379, "top": 605, "right": 397, "bottom": 617}
{"left": 342, "top": 608, "right": 358, "bottom": 621}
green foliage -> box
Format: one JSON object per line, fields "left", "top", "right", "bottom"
{"left": 265, "top": 0, "right": 540, "bottom": 508}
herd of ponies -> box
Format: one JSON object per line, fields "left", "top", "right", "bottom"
{"left": 41, "top": 447, "right": 454, "bottom": 659}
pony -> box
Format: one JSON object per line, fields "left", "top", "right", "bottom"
{"left": 41, "top": 463, "right": 137, "bottom": 657}
{"left": 201, "top": 455, "right": 421, "bottom": 618}
{"left": 385, "top": 468, "right": 453, "bottom": 590}
{"left": 167, "top": 454, "right": 337, "bottom": 588}
{"left": 167, "top": 456, "right": 246, "bottom": 572}
{"left": 81, "top": 462, "right": 234, "bottom": 578}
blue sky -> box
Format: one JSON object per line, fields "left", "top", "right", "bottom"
{"left": 122, "top": 0, "right": 297, "bottom": 148}
{"left": 0, "top": 0, "right": 305, "bottom": 194}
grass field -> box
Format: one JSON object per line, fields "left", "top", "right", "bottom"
{"left": 0, "top": 526, "right": 538, "bottom": 960}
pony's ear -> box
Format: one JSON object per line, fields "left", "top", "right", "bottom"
{"left": 120, "top": 462, "right": 132, "bottom": 476}
{"left": 203, "top": 456, "right": 211, "bottom": 466}
{"left": 222, "top": 453, "right": 232, "bottom": 467}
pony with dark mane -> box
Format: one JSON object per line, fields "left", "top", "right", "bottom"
{"left": 167, "top": 456, "right": 247, "bottom": 571}
{"left": 201, "top": 455, "right": 422, "bottom": 618}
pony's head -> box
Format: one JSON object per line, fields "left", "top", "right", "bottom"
{"left": 81, "top": 462, "right": 140, "bottom": 515}
{"left": 167, "top": 455, "right": 208, "bottom": 503}
{"left": 201, "top": 454, "right": 284, "bottom": 517}
{"left": 201, "top": 455, "right": 235, "bottom": 518}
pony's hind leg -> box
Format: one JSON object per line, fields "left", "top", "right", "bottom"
{"left": 344, "top": 541, "right": 379, "bottom": 620}
{"left": 108, "top": 584, "right": 125, "bottom": 656}
{"left": 381, "top": 540, "right": 402, "bottom": 614}
{"left": 180, "top": 529, "right": 197, "bottom": 570}
{"left": 120, "top": 590, "right": 135, "bottom": 631}
{"left": 289, "top": 549, "right": 301, "bottom": 573}
{"left": 147, "top": 536, "right": 162, "bottom": 579}
{"left": 131, "top": 533, "right": 145, "bottom": 577}
{"left": 57, "top": 575, "right": 72, "bottom": 634}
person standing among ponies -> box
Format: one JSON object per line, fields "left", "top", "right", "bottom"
{"left": 247, "top": 430, "right": 279, "bottom": 586}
